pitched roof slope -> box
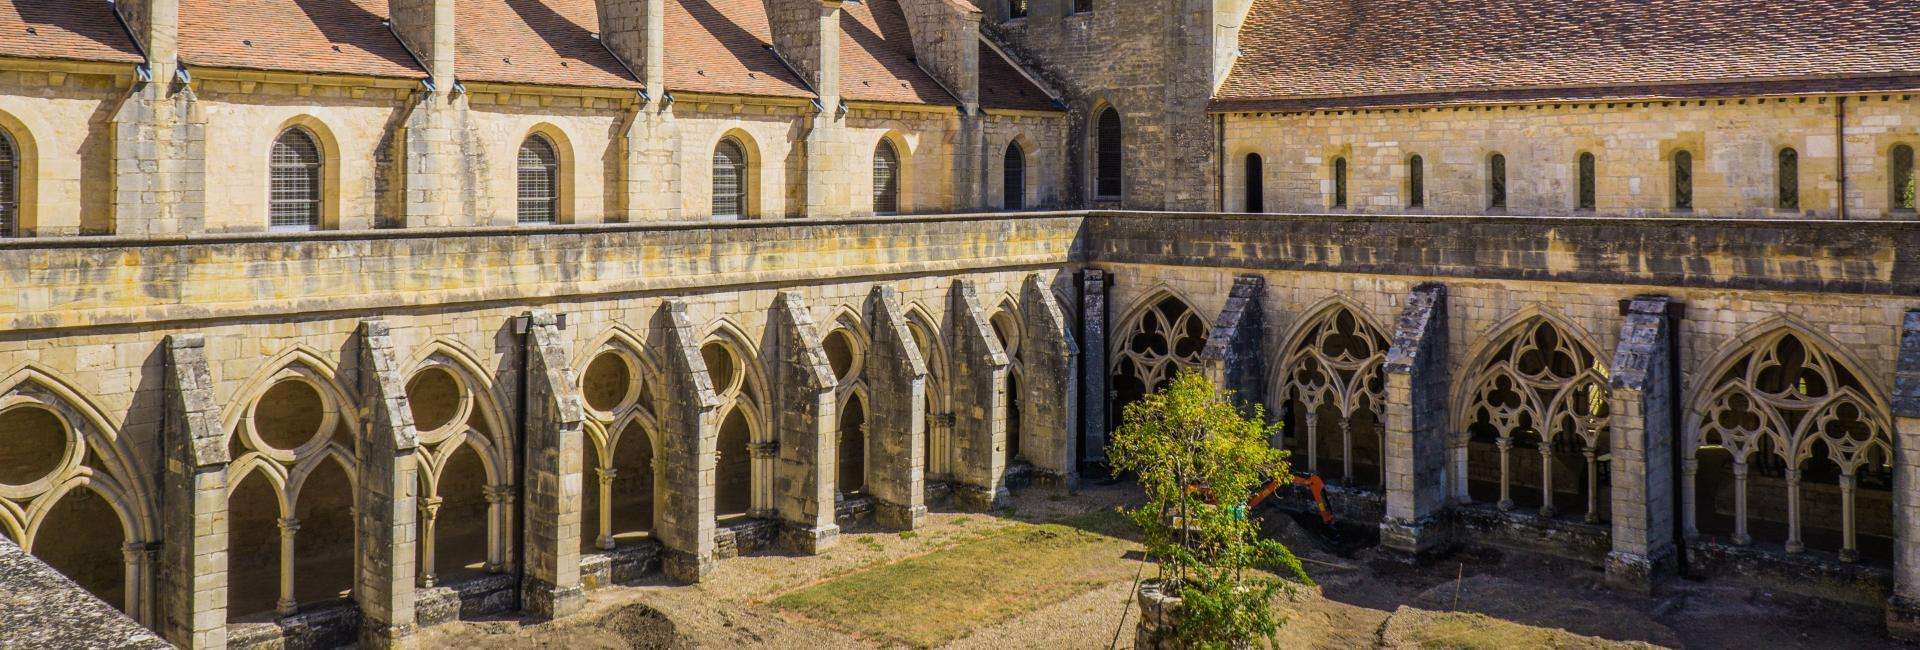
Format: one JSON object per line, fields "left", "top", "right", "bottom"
{"left": 666, "top": 0, "right": 812, "bottom": 99}
{"left": 1215, "top": 0, "right": 1920, "bottom": 110}
{"left": 180, "top": 0, "right": 425, "bottom": 79}
{"left": 979, "top": 41, "right": 1058, "bottom": 112}
{"left": 0, "top": 0, "right": 141, "bottom": 65}
{"left": 839, "top": 0, "right": 954, "bottom": 105}
{"left": 456, "top": 0, "right": 638, "bottom": 89}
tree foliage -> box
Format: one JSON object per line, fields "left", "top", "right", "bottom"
{"left": 1109, "top": 371, "right": 1310, "bottom": 648}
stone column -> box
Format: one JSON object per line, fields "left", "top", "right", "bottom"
{"left": 1199, "top": 275, "right": 1266, "bottom": 412}
{"left": 111, "top": 0, "right": 205, "bottom": 236}
{"left": 521, "top": 310, "right": 587, "bottom": 619}
{"left": 949, "top": 279, "right": 1011, "bottom": 511}
{"left": 160, "top": 335, "right": 226, "bottom": 649}
{"left": 1886, "top": 310, "right": 1920, "bottom": 640}
{"left": 770, "top": 292, "right": 841, "bottom": 552}
{"left": 599, "top": 0, "right": 679, "bottom": 222}
{"left": 866, "top": 286, "right": 930, "bottom": 528}
{"left": 1604, "top": 296, "right": 1679, "bottom": 593}
{"left": 769, "top": 0, "right": 850, "bottom": 217}
{"left": 354, "top": 320, "right": 420, "bottom": 649}
{"left": 1079, "top": 269, "right": 1110, "bottom": 472}
{"left": 654, "top": 301, "right": 722, "bottom": 582}
{"left": 1379, "top": 283, "right": 1451, "bottom": 562}
{"left": 1019, "top": 274, "right": 1080, "bottom": 490}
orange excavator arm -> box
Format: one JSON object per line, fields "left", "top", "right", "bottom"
{"left": 1248, "top": 474, "right": 1336, "bottom": 527}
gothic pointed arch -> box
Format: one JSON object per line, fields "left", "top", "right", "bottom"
{"left": 1683, "top": 319, "right": 1894, "bottom": 562}
{"left": 221, "top": 345, "right": 361, "bottom": 618}
{"left": 1270, "top": 297, "right": 1392, "bottom": 487}
{"left": 1455, "top": 307, "right": 1612, "bottom": 522}
{"left": 1110, "top": 287, "right": 1210, "bottom": 426}
{"left": 0, "top": 362, "right": 160, "bottom": 618}
{"left": 701, "top": 319, "right": 773, "bottom": 520}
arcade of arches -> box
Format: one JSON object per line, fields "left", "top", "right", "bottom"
{"left": 2, "top": 219, "right": 1918, "bottom": 648}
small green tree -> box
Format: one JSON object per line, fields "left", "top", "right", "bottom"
{"left": 1109, "top": 371, "right": 1310, "bottom": 649}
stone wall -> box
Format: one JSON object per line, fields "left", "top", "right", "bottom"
{"left": 1222, "top": 96, "right": 1920, "bottom": 220}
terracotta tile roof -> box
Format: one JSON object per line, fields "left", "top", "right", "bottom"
{"left": 839, "top": 0, "right": 953, "bottom": 105}
{"left": 979, "top": 40, "right": 1058, "bottom": 112}
{"left": 0, "top": 0, "right": 141, "bottom": 65}
{"left": 180, "top": 0, "right": 425, "bottom": 79}
{"left": 455, "top": 0, "right": 637, "bottom": 89}
{"left": 666, "top": 0, "right": 812, "bottom": 99}
{"left": 1214, "top": 0, "right": 1920, "bottom": 111}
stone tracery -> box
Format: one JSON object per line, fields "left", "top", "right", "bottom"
{"left": 404, "top": 347, "right": 513, "bottom": 586}
{"left": 1461, "top": 316, "right": 1612, "bottom": 522}
{"left": 1276, "top": 303, "right": 1389, "bottom": 486}
{"left": 1111, "top": 293, "right": 1209, "bottom": 419}
{"left": 0, "top": 367, "right": 156, "bottom": 625}
{"left": 579, "top": 334, "right": 662, "bottom": 552}
{"left": 1684, "top": 328, "right": 1893, "bottom": 561}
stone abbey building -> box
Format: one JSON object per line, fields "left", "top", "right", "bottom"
{"left": 0, "top": 0, "right": 1916, "bottom": 647}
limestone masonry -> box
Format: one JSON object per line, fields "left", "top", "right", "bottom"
{"left": 0, "top": 0, "right": 1917, "bottom": 647}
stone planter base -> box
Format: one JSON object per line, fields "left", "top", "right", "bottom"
{"left": 1135, "top": 580, "right": 1182, "bottom": 650}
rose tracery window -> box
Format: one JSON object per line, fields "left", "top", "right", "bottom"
{"left": 579, "top": 342, "right": 660, "bottom": 553}
{"left": 1685, "top": 330, "right": 1892, "bottom": 562}
{"left": 1277, "top": 306, "right": 1389, "bottom": 487}
{"left": 1462, "top": 318, "right": 1611, "bottom": 522}
{"left": 1111, "top": 295, "right": 1208, "bottom": 424}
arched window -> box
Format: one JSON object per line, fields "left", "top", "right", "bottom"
{"left": 1673, "top": 150, "right": 1694, "bottom": 210}
{"left": 1003, "top": 142, "right": 1026, "bottom": 211}
{"left": 1407, "top": 155, "right": 1425, "bottom": 208}
{"left": 1332, "top": 157, "right": 1348, "bottom": 209}
{"left": 0, "top": 129, "right": 15, "bottom": 236}
{"left": 1487, "top": 153, "right": 1507, "bottom": 210}
{"left": 1463, "top": 317, "right": 1611, "bottom": 521}
{"left": 517, "top": 135, "right": 559, "bottom": 224}
{"left": 1008, "top": 0, "right": 1028, "bottom": 18}
{"left": 873, "top": 139, "right": 900, "bottom": 215}
{"left": 1685, "top": 329, "right": 1893, "bottom": 562}
{"left": 1892, "top": 144, "right": 1915, "bottom": 212}
{"left": 1095, "top": 107, "right": 1123, "bottom": 199}
{"left": 1244, "top": 153, "right": 1265, "bottom": 213}
{"left": 1777, "top": 148, "right": 1799, "bottom": 211}
{"left": 1577, "top": 152, "right": 1596, "bottom": 210}
{"left": 712, "top": 138, "right": 748, "bottom": 220}
{"left": 270, "top": 128, "right": 323, "bottom": 230}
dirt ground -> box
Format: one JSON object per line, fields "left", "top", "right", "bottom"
{"left": 417, "top": 483, "right": 1909, "bottom": 649}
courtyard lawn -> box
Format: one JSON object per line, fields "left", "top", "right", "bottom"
{"left": 770, "top": 511, "right": 1141, "bottom": 648}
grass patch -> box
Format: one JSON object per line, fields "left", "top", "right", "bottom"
{"left": 771, "top": 520, "right": 1140, "bottom": 647}
{"left": 1395, "top": 611, "right": 1638, "bottom": 650}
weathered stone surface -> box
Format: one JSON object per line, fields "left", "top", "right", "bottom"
{"left": 1605, "top": 296, "right": 1678, "bottom": 593}
{"left": 865, "top": 285, "right": 930, "bottom": 529}
{"left": 949, "top": 278, "right": 1011, "bottom": 511}
{"left": 356, "top": 319, "right": 422, "bottom": 649}
{"left": 522, "top": 310, "right": 587, "bottom": 619}
{"left": 654, "top": 301, "right": 721, "bottom": 583}
{"left": 161, "top": 333, "right": 228, "bottom": 649}
{"left": 0, "top": 536, "right": 170, "bottom": 649}
{"left": 1019, "top": 273, "right": 1079, "bottom": 490}
{"left": 770, "top": 291, "right": 840, "bottom": 551}
{"left": 1379, "top": 283, "right": 1451, "bottom": 561}
{"left": 1200, "top": 274, "right": 1265, "bottom": 411}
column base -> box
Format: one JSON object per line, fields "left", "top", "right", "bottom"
{"left": 1379, "top": 515, "right": 1452, "bottom": 565}
{"left": 1603, "top": 549, "right": 1674, "bottom": 594}
{"left": 875, "top": 500, "right": 928, "bottom": 531}
{"left": 661, "top": 548, "right": 714, "bottom": 585}
{"left": 778, "top": 523, "right": 841, "bottom": 554}
{"left": 521, "top": 576, "right": 585, "bottom": 621}
{"left": 356, "top": 616, "right": 417, "bottom": 650}
{"left": 953, "top": 483, "right": 1009, "bottom": 513}
{"left": 1887, "top": 595, "right": 1920, "bottom": 641}
{"left": 1032, "top": 469, "right": 1079, "bottom": 494}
